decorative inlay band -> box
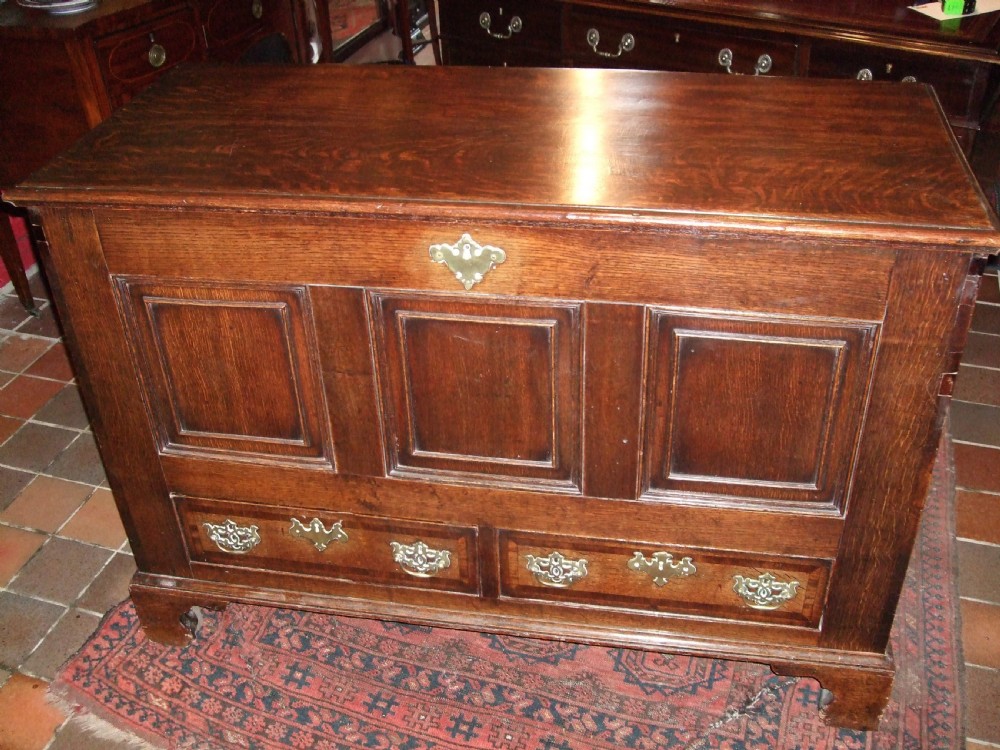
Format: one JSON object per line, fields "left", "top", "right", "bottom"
{"left": 525, "top": 551, "right": 588, "bottom": 588}
{"left": 289, "top": 518, "right": 348, "bottom": 552}
{"left": 390, "top": 540, "right": 452, "bottom": 578}
{"left": 732, "top": 572, "right": 800, "bottom": 610}
{"left": 429, "top": 233, "right": 506, "bottom": 290}
{"left": 627, "top": 551, "right": 696, "bottom": 587}
{"left": 203, "top": 519, "right": 260, "bottom": 554}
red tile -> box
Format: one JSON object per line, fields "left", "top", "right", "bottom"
{"left": 961, "top": 598, "right": 1000, "bottom": 669}
{"left": 966, "top": 665, "right": 1000, "bottom": 744}
{"left": 964, "top": 332, "right": 1000, "bottom": 369}
{"left": 0, "top": 477, "right": 93, "bottom": 533}
{"left": 59, "top": 488, "right": 125, "bottom": 549}
{"left": 0, "top": 336, "right": 50, "bottom": 373}
{"left": 24, "top": 342, "right": 74, "bottom": 382}
{"left": 954, "top": 365, "right": 1000, "bottom": 408}
{"left": 0, "top": 375, "right": 64, "bottom": 419}
{"left": 0, "top": 526, "right": 46, "bottom": 586}
{"left": 954, "top": 442, "right": 1000, "bottom": 494}
{"left": 0, "top": 674, "right": 66, "bottom": 750}
{"left": 958, "top": 540, "right": 1000, "bottom": 603}
{"left": 957, "top": 490, "right": 1000, "bottom": 546}
{"left": 0, "top": 415, "right": 23, "bottom": 444}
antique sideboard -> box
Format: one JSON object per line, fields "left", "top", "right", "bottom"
{"left": 9, "top": 64, "right": 999, "bottom": 730}
{"left": 434, "top": 0, "right": 1000, "bottom": 152}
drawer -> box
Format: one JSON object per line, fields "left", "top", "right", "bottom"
{"left": 438, "top": 0, "right": 561, "bottom": 66}
{"left": 96, "top": 7, "right": 204, "bottom": 109}
{"left": 499, "top": 530, "right": 830, "bottom": 628}
{"left": 200, "top": 0, "right": 290, "bottom": 61}
{"left": 565, "top": 6, "right": 798, "bottom": 76}
{"left": 809, "top": 42, "right": 985, "bottom": 124}
{"left": 177, "top": 496, "right": 480, "bottom": 594}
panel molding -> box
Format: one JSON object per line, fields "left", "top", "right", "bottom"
{"left": 371, "top": 292, "right": 583, "bottom": 493}
{"left": 117, "top": 277, "right": 334, "bottom": 467}
{"left": 641, "top": 310, "right": 879, "bottom": 510}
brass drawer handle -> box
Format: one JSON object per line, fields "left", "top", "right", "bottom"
{"left": 252, "top": 0, "right": 263, "bottom": 19}
{"left": 586, "top": 28, "right": 635, "bottom": 59}
{"left": 289, "top": 517, "right": 347, "bottom": 552}
{"left": 627, "top": 551, "right": 696, "bottom": 587}
{"left": 390, "top": 540, "right": 452, "bottom": 577}
{"left": 525, "top": 551, "right": 588, "bottom": 588}
{"left": 856, "top": 68, "right": 874, "bottom": 81}
{"left": 148, "top": 34, "right": 167, "bottom": 68}
{"left": 203, "top": 519, "right": 260, "bottom": 554}
{"left": 479, "top": 11, "right": 522, "bottom": 39}
{"left": 718, "top": 48, "right": 772, "bottom": 75}
{"left": 429, "top": 232, "right": 506, "bottom": 290}
{"left": 732, "top": 572, "right": 800, "bottom": 610}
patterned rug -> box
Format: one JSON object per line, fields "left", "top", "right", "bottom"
{"left": 51, "top": 444, "right": 963, "bottom": 750}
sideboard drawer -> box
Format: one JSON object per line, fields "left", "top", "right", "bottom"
{"left": 809, "top": 42, "right": 985, "bottom": 125}
{"left": 96, "top": 7, "right": 204, "bottom": 109}
{"left": 438, "top": 0, "right": 562, "bottom": 66}
{"left": 177, "top": 496, "right": 481, "bottom": 595}
{"left": 499, "top": 529, "right": 831, "bottom": 628}
{"left": 565, "top": 5, "right": 798, "bottom": 75}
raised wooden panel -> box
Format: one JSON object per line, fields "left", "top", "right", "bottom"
{"left": 499, "top": 529, "right": 830, "bottom": 628}
{"left": 643, "top": 312, "right": 878, "bottom": 508}
{"left": 372, "top": 293, "right": 582, "bottom": 492}
{"left": 118, "top": 279, "right": 332, "bottom": 465}
{"left": 177, "top": 495, "right": 480, "bottom": 595}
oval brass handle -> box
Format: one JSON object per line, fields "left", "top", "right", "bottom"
{"left": 203, "top": 519, "right": 260, "bottom": 554}
{"left": 148, "top": 39, "right": 167, "bottom": 68}
{"left": 525, "top": 551, "right": 588, "bottom": 588}
{"left": 856, "top": 67, "right": 874, "bottom": 81}
{"left": 901, "top": 75, "right": 918, "bottom": 83}
{"left": 586, "top": 28, "right": 635, "bottom": 58}
{"left": 479, "top": 11, "right": 522, "bottom": 39}
{"left": 390, "top": 540, "right": 452, "bottom": 578}
{"left": 251, "top": 0, "right": 264, "bottom": 19}
{"left": 732, "top": 572, "right": 800, "bottom": 610}
{"left": 718, "top": 48, "right": 772, "bottom": 75}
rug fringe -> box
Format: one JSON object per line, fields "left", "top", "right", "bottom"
{"left": 48, "top": 686, "right": 164, "bottom": 750}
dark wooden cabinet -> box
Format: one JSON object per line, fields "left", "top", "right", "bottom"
{"left": 9, "top": 64, "right": 998, "bottom": 731}
{"left": 436, "top": 0, "right": 1000, "bottom": 149}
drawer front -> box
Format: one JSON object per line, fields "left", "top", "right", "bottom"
{"left": 438, "top": 0, "right": 561, "bottom": 66}
{"left": 201, "top": 0, "right": 292, "bottom": 62}
{"left": 499, "top": 530, "right": 830, "bottom": 627}
{"left": 96, "top": 8, "right": 204, "bottom": 109}
{"left": 565, "top": 6, "right": 798, "bottom": 76}
{"left": 809, "top": 43, "right": 984, "bottom": 124}
{"left": 178, "top": 496, "right": 480, "bottom": 594}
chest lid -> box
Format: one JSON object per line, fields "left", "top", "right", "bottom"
{"left": 8, "top": 64, "right": 999, "bottom": 247}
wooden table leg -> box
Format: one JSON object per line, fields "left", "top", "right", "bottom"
{"left": 0, "top": 208, "right": 39, "bottom": 316}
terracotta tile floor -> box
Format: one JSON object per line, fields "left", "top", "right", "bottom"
{"left": 0, "top": 259, "right": 997, "bottom": 748}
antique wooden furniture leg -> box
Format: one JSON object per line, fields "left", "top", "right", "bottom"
{"left": 0, "top": 208, "right": 38, "bottom": 315}
{"left": 771, "top": 660, "right": 895, "bottom": 730}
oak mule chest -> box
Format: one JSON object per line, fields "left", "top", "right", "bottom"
{"left": 10, "top": 65, "right": 998, "bottom": 730}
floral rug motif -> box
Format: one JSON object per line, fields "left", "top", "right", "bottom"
{"left": 51, "top": 445, "right": 962, "bottom": 749}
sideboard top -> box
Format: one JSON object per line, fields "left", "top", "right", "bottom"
{"left": 10, "top": 64, "right": 1000, "bottom": 247}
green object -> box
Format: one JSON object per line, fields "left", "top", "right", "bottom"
{"left": 941, "top": 0, "right": 976, "bottom": 15}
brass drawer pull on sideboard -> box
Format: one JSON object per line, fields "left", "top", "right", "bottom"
{"left": 732, "top": 572, "right": 800, "bottom": 610}
{"left": 586, "top": 28, "right": 635, "bottom": 59}
{"left": 147, "top": 35, "right": 167, "bottom": 69}
{"left": 251, "top": 0, "right": 264, "bottom": 19}
{"left": 429, "top": 233, "right": 506, "bottom": 290}
{"left": 203, "top": 519, "right": 261, "bottom": 554}
{"left": 289, "top": 517, "right": 348, "bottom": 552}
{"left": 627, "top": 551, "right": 696, "bottom": 587}
{"left": 718, "top": 48, "right": 772, "bottom": 75}
{"left": 525, "top": 551, "right": 589, "bottom": 588}
{"left": 390, "top": 540, "right": 452, "bottom": 577}
{"left": 856, "top": 68, "right": 874, "bottom": 81}
{"left": 479, "top": 11, "right": 522, "bottom": 39}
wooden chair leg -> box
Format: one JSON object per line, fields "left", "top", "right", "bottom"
{"left": 0, "top": 209, "right": 39, "bottom": 316}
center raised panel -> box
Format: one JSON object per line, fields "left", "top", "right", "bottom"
{"left": 643, "top": 311, "right": 878, "bottom": 509}
{"left": 372, "top": 293, "right": 582, "bottom": 492}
